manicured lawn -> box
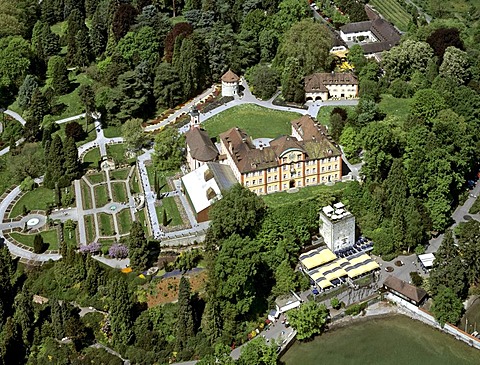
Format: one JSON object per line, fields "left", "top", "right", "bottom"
{"left": 110, "top": 168, "right": 130, "bottom": 181}
{"left": 10, "top": 187, "right": 56, "bottom": 217}
{"left": 107, "top": 144, "right": 135, "bottom": 164}
{"left": 117, "top": 209, "right": 133, "bottom": 234}
{"left": 98, "top": 213, "right": 115, "bottom": 236}
{"left": 84, "top": 215, "right": 95, "bottom": 243}
{"left": 146, "top": 165, "right": 175, "bottom": 191}
{"left": 136, "top": 209, "right": 146, "bottom": 228}
{"left": 63, "top": 225, "right": 77, "bottom": 248}
{"left": 370, "top": 0, "right": 411, "bottom": 31}
{"left": 469, "top": 197, "right": 480, "bottom": 214}
{"left": 378, "top": 94, "right": 412, "bottom": 125}
{"left": 158, "top": 197, "right": 183, "bottom": 226}
{"left": 94, "top": 184, "right": 110, "bottom": 207}
{"left": 87, "top": 172, "right": 106, "bottom": 185}
{"left": 103, "top": 125, "right": 122, "bottom": 138}
{"left": 81, "top": 180, "right": 93, "bottom": 210}
{"left": 83, "top": 147, "right": 101, "bottom": 167}
{"left": 112, "top": 182, "right": 128, "bottom": 202}
{"left": 316, "top": 105, "right": 356, "bottom": 128}
{"left": 203, "top": 104, "right": 302, "bottom": 139}
{"left": 130, "top": 172, "right": 141, "bottom": 194}
{"left": 262, "top": 182, "right": 349, "bottom": 208}
{"left": 10, "top": 230, "right": 59, "bottom": 250}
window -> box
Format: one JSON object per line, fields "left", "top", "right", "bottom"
{"left": 335, "top": 164, "right": 338, "bottom": 169}
{"left": 312, "top": 177, "right": 316, "bottom": 182}
{"left": 245, "top": 181, "right": 249, "bottom": 186}
{"left": 296, "top": 162, "right": 301, "bottom": 168}
{"left": 283, "top": 174, "right": 287, "bottom": 179}
{"left": 297, "top": 171, "right": 301, "bottom": 177}
{"left": 274, "top": 175, "right": 278, "bottom": 181}
{"left": 328, "top": 166, "right": 331, "bottom": 171}
{"left": 297, "top": 154, "right": 301, "bottom": 160}
{"left": 306, "top": 169, "right": 310, "bottom": 174}
{"left": 252, "top": 179, "right": 256, "bottom": 185}
{"left": 283, "top": 183, "right": 287, "bottom": 189}
{"left": 268, "top": 176, "right": 271, "bottom": 182}
{"left": 322, "top": 167, "right": 325, "bottom": 172}
{"left": 283, "top": 157, "right": 288, "bottom": 163}
{"left": 259, "top": 179, "right": 263, "bottom": 184}
{"left": 298, "top": 181, "right": 302, "bottom": 187}
{"left": 274, "top": 185, "right": 278, "bottom": 191}
{"left": 306, "top": 178, "right": 310, "bottom": 183}
{"left": 268, "top": 186, "right": 271, "bottom": 192}
{"left": 313, "top": 168, "right": 316, "bottom": 173}
{"left": 259, "top": 188, "right": 263, "bottom": 193}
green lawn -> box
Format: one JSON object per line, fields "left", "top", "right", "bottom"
{"left": 158, "top": 197, "right": 183, "bottom": 227}
{"left": 0, "top": 155, "right": 18, "bottom": 197}
{"left": 10, "top": 187, "right": 56, "bottom": 217}
{"left": 87, "top": 172, "right": 106, "bottom": 185}
{"left": 136, "top": 209, "right": 146, "bottom": 228}
{"left": 316, "top": 105, "right": 356, "bottom": 128}
{"left": 262, "top": 182, "right": 349, "bottom": 208}
{"left": 10, "top": 230, "right": 59, "bottom": 250}
{"left": 94, "top": 184, "right": 110, "bottom": 207}
{"left": 81, "top": 180, "right": 93, "bottom": 210}
{"left": 130, "top": 173, "right": 141, "bottom": 194}
{"left": 103, "top": 125, "right": 122, "bottom": 138}
{"left": 83, "top": 147, "right": 101, "bottom": 168}
{"left": 110, "top": 168, "right": 130, "bottom": 181}
{"left": 84, "top": 215, "right": 95, "bottom": 243}
{"left": 63, "top": 225, "right": 77, "bottom": 248}
{"left": 107, "top": 144, "right": 131, "bottom": 164}
{"left": 146, "top": 165, "right": 175, "bottom": 190}
{"left": 112, "top": 182, "right": 128, "bottom": 202}
{"left": 369, "top": 0, "right": 412, "bottom": 31}
{"left": 378, "top": 94, "right": 412, "bottom": 125}
{"left": 203, "top": 104, "right": 302, "bottom": 139}
{"left": 117, "top": 209, "right": 133, "bottom": 234}
{"left": 469, "top": 197, "right": 480, "bottom": 214}
{"left": 98, "top": 213, "right": 115, "bottom": 236}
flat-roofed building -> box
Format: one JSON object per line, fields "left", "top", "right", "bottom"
{"left": 181, "top": 162, "right": 237, "bottom": 222}
{"left": 319, "top": 202, "right": 355, "bottom": 252}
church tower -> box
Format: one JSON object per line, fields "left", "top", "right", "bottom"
{"left": 189, "top": 106, "right": 200, "bottom": 129}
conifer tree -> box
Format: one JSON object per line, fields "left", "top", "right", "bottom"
{"left": 47, "top": 56, "right": 70, "bottom": 95}
{"left": 128, "top": 221, "right": 149, "bottom": 271}
{"left": 64, "top": 136, "right": 80, "bottom": 181}
{"left": 44, "top": 135, "right": 65, "bottom": 188}
{"left": 176, "top": 276, "right": 195, "bottom": 351}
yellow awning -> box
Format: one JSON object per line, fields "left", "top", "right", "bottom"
{"left": 349, "top": 254, "right": 371, "bottom": 266}
{"left": 317, "top": 279, "right": 333, "bottom": 289}
{"left": 300, "top": 248, "right": 336, "bottom": 270}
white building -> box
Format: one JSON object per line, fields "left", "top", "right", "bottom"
{"left": 304, "top": 72, "right": 358, "bottom": 102}
{"left": 319, "top": 202, "right": 355, "bottom": 252}
{"left": 221, "top": 69, "right": 240, "bottom": 97}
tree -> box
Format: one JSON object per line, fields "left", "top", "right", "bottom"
{"left": 237, "top": 337, "right": 277, "bottom": 365}
{"left": 112, "top": 3, "right": 138, "bottom": 41}
{"left": 164, "top": 22, "right": 193, "bottom": 63}
{"left": 273, "top": 0, "right": 310, "bottom": 33}
{"left": 122, "top": 118, "right": 145, "bottom": 151}
{"left": 75, "top": 26, "right": 92, "bottom": 67}
{"left": 176, "top": 276, "right": 195, "bottom": 351}
{"left": 426, "top": 27, "right": 464, "bottom": 61}
{"left": 90, "top": 8, "right": 108, "bottom": 57}
{"left": 116, "top": 26, "right": 160, "bottom": 67}
{"left": 246, "top": 64, "right": 279, "bottom": 100}
{"left": 281, "top": 57, "right": 304, "bottom": 103}
{"left": 65, "top": 121, "right": 86, "bottom": 141}
{"left": 208, "top": 184, "right": 266, "bottom": 240}
{"left": 154, "top": 62, "right": 184, "bottom": 108}
{"left": 153, "top": 126, "right": 185, "bottom": 172}
{"left": 65, "top": 9, "right": 84, "bottom": 65}
{"left": 275, "top": 20, "right": 332, "bottom": 75}
{"left": 64, "top": 136, "right": 80, "bottom": 181}
{"left": 410, "top": 88, "right": 446, "bottom": 123}
{"left": 431, "top": 286, "right": 463, "bottom": 326}
{"left": 17, "top": 75, "right": 38, "bottom": 109}
{"left": 273, "top": 259, "right": 296, "bottom": 296}
{"left": 47, "top": 56, "right": 70, "bottom": 95}
{"left": 128, "top": 221, "right": 149, "bottom": 271}
{"left": 33, "top": 234, "right": 46, "bottom": 253}
{"left": 79, "top": 84, "right": 95, "bottom": 116}
{"left": 288, "top": 301, "right": 329, "bottom": 340}
{"left": 382, "top": 40, "right": 434, "bottom": 80}
{"left": 108, "top": 277, "right": 135, "bottom": 346}
{"left": 330, "top": 297, "right": 341, "bottom": 309}
{"left": 438, "top": 46, "right": 470, "bottom": 85}
{"left": 347, "top": 44, "right": 367, "bottom": 72}
{"left": 44, "top": 134, "right": 66, "bottom": 189}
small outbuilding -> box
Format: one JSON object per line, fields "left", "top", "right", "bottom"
{"left": 383, "top": 275, "right": 428, "bottom": 306}
{"left": 275, "top": 292, "right": 303, "bottom": 314}
{"left": 417, "top": 253, "right": 435, "bottom": 272}
{"left": 221, "top": 69, "right": 240, "bottom": 97}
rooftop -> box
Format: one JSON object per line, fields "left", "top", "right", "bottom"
{"left": 221, "top": 69, "right": 240, "bottom": 83}
{"left": 305, "top": 72, "right": 358, "bottom": 93}
{"left": 321, "top": 203, "right": 352, "bottom": 221}
{"left": 383, "top": 275, "right": 428, "bottom": 304}
{"left": 185, "top": 127, "right": 219, "bottom": 162}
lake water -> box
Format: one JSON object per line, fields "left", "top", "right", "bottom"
{"left": 280, "top": 315, "right": 479, "bottom": 365}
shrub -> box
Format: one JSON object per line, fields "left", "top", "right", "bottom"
{"left": 410, "top": 271, "right": 424, "bottom": 287}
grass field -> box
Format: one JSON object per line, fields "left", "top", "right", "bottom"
{"left": 203, "top": 104, "right": 302, "bottom": 139}
{"left": 110, "top": 168, "right": 130, "bottom": 181}
{"left": 262, "top": 182, "right": 348, "bottom": 208}
{"left": 10, "top": 187, "right": 56, "bottom": 217}
{"left": 117, "top": 209, "right": 133, "bottom": 234}
{"left": 146, "top": 167, "right": 176, "bottom": 191}
{"left": 370, "top": 0, "right": 412, "bottom": 31}
{"left": 83, "top": 147, "right": 101, "bottom": 167}
{"left": 136, "top": 209, "right": 146, "bottom": 228}
{"left": 63, "top": 225, "right": 77, "bottom": 248}
{"left": 87, "top": 172, "right": 106, "bottom": 185}
{"left": 130, "top": 173, "right": 141, "bottom": 194}
{"left": 158, "top": 197, "right": 183, "bottom": 226}
{"left": 112, "top": 182, "right": 128, "bottom": 202}
{"left": 81, "top": 180, "right": 93, "bottom": 210}
{"left": 94, "top": 184, "right": 109, "bottom": 207}
{"left": 378, "top": 94, "right": 412, "bottom": 125}
{"left": 103, "top": 125, "right": 122, "bottom": 138}
{"left": 84, "top": 215, "right": 95, "bottom": 243}
{"left": 107, "top": 144, "right": 129, "bottom": 164}
{"left": 316, "top": 105, "right": 356, "bottom": 128}
{"left": 98, "top": 213, "right": 115, "bottom": 236}
{"left": 10, "top": 230, "right": 59, "bottom": 250}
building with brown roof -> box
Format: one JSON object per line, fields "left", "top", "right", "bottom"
{"left": 304, "top": 72, "right": 358, "bottom": 102}
{"left": 339, "top": 15, "right": 401, "bottom": 61}
{"left": 221, "top": 69, "right": 240, "bottom": 97}
{"left": 219, "top": 115, "right": 342, "bottom": 195}
{"left": 383, "top": 275, "right": 428, "bottom": 306}
{"left": 185, "top": 107, "right": 219, "bottom": 171}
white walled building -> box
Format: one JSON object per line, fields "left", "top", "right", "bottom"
{"left": 319, "top": 202, "right": 355, "bottom": 252}
{"left": 304, "top": 72, "right": 358, "bottom": 101}
{"left": 221, "top": 69, "right": 240, "bottom": 97}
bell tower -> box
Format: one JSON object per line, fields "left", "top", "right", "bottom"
{"left": 189, "top": 106, "right": 200, "bottom": 129}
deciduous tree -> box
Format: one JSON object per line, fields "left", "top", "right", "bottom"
{"left": 288, "top": 301, "right": 329, "bottom": 340}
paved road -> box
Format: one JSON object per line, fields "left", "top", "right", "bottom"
{"left": 54, "top": 113, "right": 86, "bottom": 124}
{"left": 4, "top": 110, "right": 26, "bottom": 125}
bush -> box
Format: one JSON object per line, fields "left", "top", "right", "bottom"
{"left": 20, "top": 176, "right": 36, "bottom": 192}
{"left": 410, "top": 271, "right": 424, "bottom": 287}
{"left": 330, "top": 296, "right": 341, "bottom": 309}
{"left": 345, "top": 301, "right": 368, "bottom": 316}
{"left": 33, "top": 234, "right": 48, "bottom": 253}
